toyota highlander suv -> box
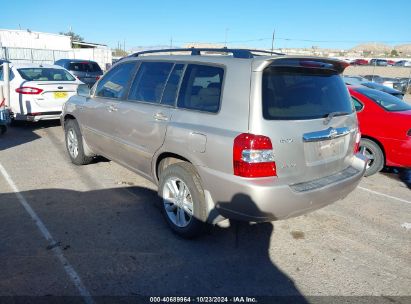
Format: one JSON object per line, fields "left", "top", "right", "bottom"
{"left": 62, "top": 48, "right": 367, "bottom": 238}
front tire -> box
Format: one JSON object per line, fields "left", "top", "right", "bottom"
{"left": 64, "top": 119, "right": 93, "bottom": 165}
{"left": 158, "top": 162, "right": 207, "bottom": 238}
{"left": 360, "top": 138, "right": 384, "bottom": 176}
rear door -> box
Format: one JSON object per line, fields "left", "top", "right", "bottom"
{"left": 251, "top": 59, "right": 358, "bottom": 184}
{"left": 113, "top": 61, "right": 182, "bottom": 176}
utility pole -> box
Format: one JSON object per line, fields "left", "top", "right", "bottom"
{"left": 224, "top": 28, "right": 229, "bottom": 47}
{"left": 271, "top": 29, "right": 275, "bottom": 54}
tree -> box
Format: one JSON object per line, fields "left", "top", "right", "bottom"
{"left": 390, "top": 49, "right": 399, "bottom": 57}
{"left": 59, "top": 31, "right": 84, "bottom": 42}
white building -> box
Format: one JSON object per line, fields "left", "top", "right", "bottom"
{"left": 0, "top": 29, "right": 71, "bottom": 50}
{"left": 0, "top": 29, "right": 112, "bottom": 70}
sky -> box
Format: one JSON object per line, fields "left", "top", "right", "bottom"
{"left": 1, "top": 0, "right": 411, "bottom": 50}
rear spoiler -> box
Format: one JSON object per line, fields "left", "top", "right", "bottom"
{"left": 254, "top": 57, "right": 350, "bottom": 74}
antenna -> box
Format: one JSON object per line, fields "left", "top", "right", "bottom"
{"left": 271, "top": 29, "right": 275, "bottom": 54}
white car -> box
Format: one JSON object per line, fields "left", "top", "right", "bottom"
{"left": 0, "top": 63, "right": 83, "bottom": 121}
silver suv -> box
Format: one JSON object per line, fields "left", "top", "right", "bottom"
{"left": 62, "top": 48, "right": 367, "bottom": 238}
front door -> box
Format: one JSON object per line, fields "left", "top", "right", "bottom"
{"left": 79, "top": 61, "right": 137, "bottom": 159}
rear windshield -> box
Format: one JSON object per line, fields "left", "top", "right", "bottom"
{"left": 357, "top": 87, "right": 411, "bottom": 112}
{"left": 18, "top": 68, "right": 76, "bottom": 81}
{"left": 68, "top": 62, "right": 102, "bottom": 73}
{"left": 262, "top": 67, "right": 353, "bottom": 120}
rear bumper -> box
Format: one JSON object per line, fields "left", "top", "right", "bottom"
{"left": 14, "top": 112, "right": 62, "bottom": 122}
{"left": 197, "top": 153, "right": 367, "bottom": 223}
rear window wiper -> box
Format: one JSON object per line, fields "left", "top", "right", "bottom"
{"left": 323, "top": 111, "right": 350, "bottom": 125}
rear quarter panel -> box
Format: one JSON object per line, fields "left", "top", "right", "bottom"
{"left": 153, "top": 60, "right": 252, "bottom": 179}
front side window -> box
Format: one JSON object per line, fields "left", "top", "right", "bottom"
{"left": 17, "top": 68, "right": 75, "bottom": 81}
{"left": 262, "top": 67, "right": 353, "bottom": 120}
{"left": 128, "top": 62, "right": 174, "bottom": 103}
{"left": 95, "top": 62, "right": 136, "bottom": 99}
{"left": 177, "top": 64, "right": 224, "bottom": 113}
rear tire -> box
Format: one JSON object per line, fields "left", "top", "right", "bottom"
{"left": 158, "top": 162, "right": 207, "bottom": 238}
{"left": 64, "top": 119, "right": 93, "bottom": 165}
{"left": 360, "top": 138, "right": 384, "bottom": 176}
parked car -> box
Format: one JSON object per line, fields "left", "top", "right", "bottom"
{"left": 351, "top": 59, "right": 368, "bottom": 65}
{"left": 369, "top": 59, "right": 388, "bottom": 66}
{"left": 0, "top": 63, "right": 82, "bottom": 121}
{"left": 362, "top": 74, "right": 384, "bottom": 82}
{"left": 397, "top": 77, "right": 411, "bottom": 93}
{"left": 62, "top": 48, "right": 367, "bottom": 237}
{"left": 349, "top": 86, "right": 411, "bottom": 176}
{"left": 54, "top": 59, "right": 103, "bottom": 87}
{"left": 387, "top": 60, "right": 395, "bottom": 66}
{"left": 394, "top": 60, "right": 411, "bottom": 67}
{"left": 343, "top": 76, "right": 404, "bottom": 99}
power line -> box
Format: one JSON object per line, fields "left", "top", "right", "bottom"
{"left": 173, "top": 36, "right": 411, "bottom": 45}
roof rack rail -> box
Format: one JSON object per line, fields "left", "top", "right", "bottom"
{"left": 130, "top": 47, "right": 284, "bottom": 59}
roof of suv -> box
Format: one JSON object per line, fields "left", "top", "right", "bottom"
{"left": 119, "top": 54, "right": 349, "bottom": 73}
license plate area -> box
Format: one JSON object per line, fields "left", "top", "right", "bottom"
{"left": 304, "top": 136, "right": 347, "bottom": 165}
{"left": 54, "top": 92, "right": 68, "bottom": 99}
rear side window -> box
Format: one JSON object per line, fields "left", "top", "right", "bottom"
{"left": 262, "top": 67, "right": 353, "bottom": 120}
{"left": 128, "top": 62, "right": 173, "bottom": 103}
{"left": 177, "top": 64, "right": 224, "bottom": 113}
{"left": 17, "top": 68, "right": 75, "bottom": 81}
{"left": 357, "top": 87, "right": 411, "bottom": 112}
{"left": 351, "top": 97, "right": 364, "bottom": 111}
{"left": 68, "top": 62, "right": 102, "bottom": 73}
{"left": 95, "top": 62, "right": 136, "bottom": 99}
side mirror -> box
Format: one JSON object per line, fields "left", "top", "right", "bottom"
{"left": 77, "top": 84, "right": 91, "bottom": 98}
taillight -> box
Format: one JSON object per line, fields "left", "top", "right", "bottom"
{"left": 96, "top": 76, "right": 101, "bottom": 80}
{"left": 354, "top": 130, "right": 361, "bottom": 153}
{"left": 15, "top": 87, "right": 43, "bottom": 95}
{"left": 233, "top": 133, "right": 277, "bottom": 178}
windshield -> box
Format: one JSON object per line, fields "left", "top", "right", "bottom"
{"left": 263, "top": 67, "right": 353, "bottom": 120}
{"left": 357, "top": 87, "right": 411, "bottom": 111}
{"left": 18, "top": 68, "right": 76, "bottom": 81}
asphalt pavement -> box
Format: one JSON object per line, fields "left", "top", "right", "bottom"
{"left": 0, "top": 122, "right": 410, "bottom": 302}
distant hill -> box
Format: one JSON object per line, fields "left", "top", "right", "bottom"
{"left": 395, "top": 44, "right": 411, "bottom": 54}
{"left": 350, "top": 43, "right": 411, "bottom": 55}
{"left": 350, "top": 43, "right": 391, "bottom": 53}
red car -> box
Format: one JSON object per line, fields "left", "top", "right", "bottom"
{"left": 349, "top": 86, "right": 411, "bottom": 176}
{"left": 351, "top": 59, "right": 368, "bottom": 65}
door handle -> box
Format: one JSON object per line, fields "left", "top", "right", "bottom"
{"left": 107, "top": 105, "right": 118, "bottom": 112}
{"left": 153, "top": 112, "right": 169, "bottom": 121}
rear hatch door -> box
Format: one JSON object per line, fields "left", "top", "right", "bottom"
{"left": 68, "top": 61, "right": 103, "bottom": 85}
{"left": 251, "top": 58, "right": 358, "bottom": 184}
